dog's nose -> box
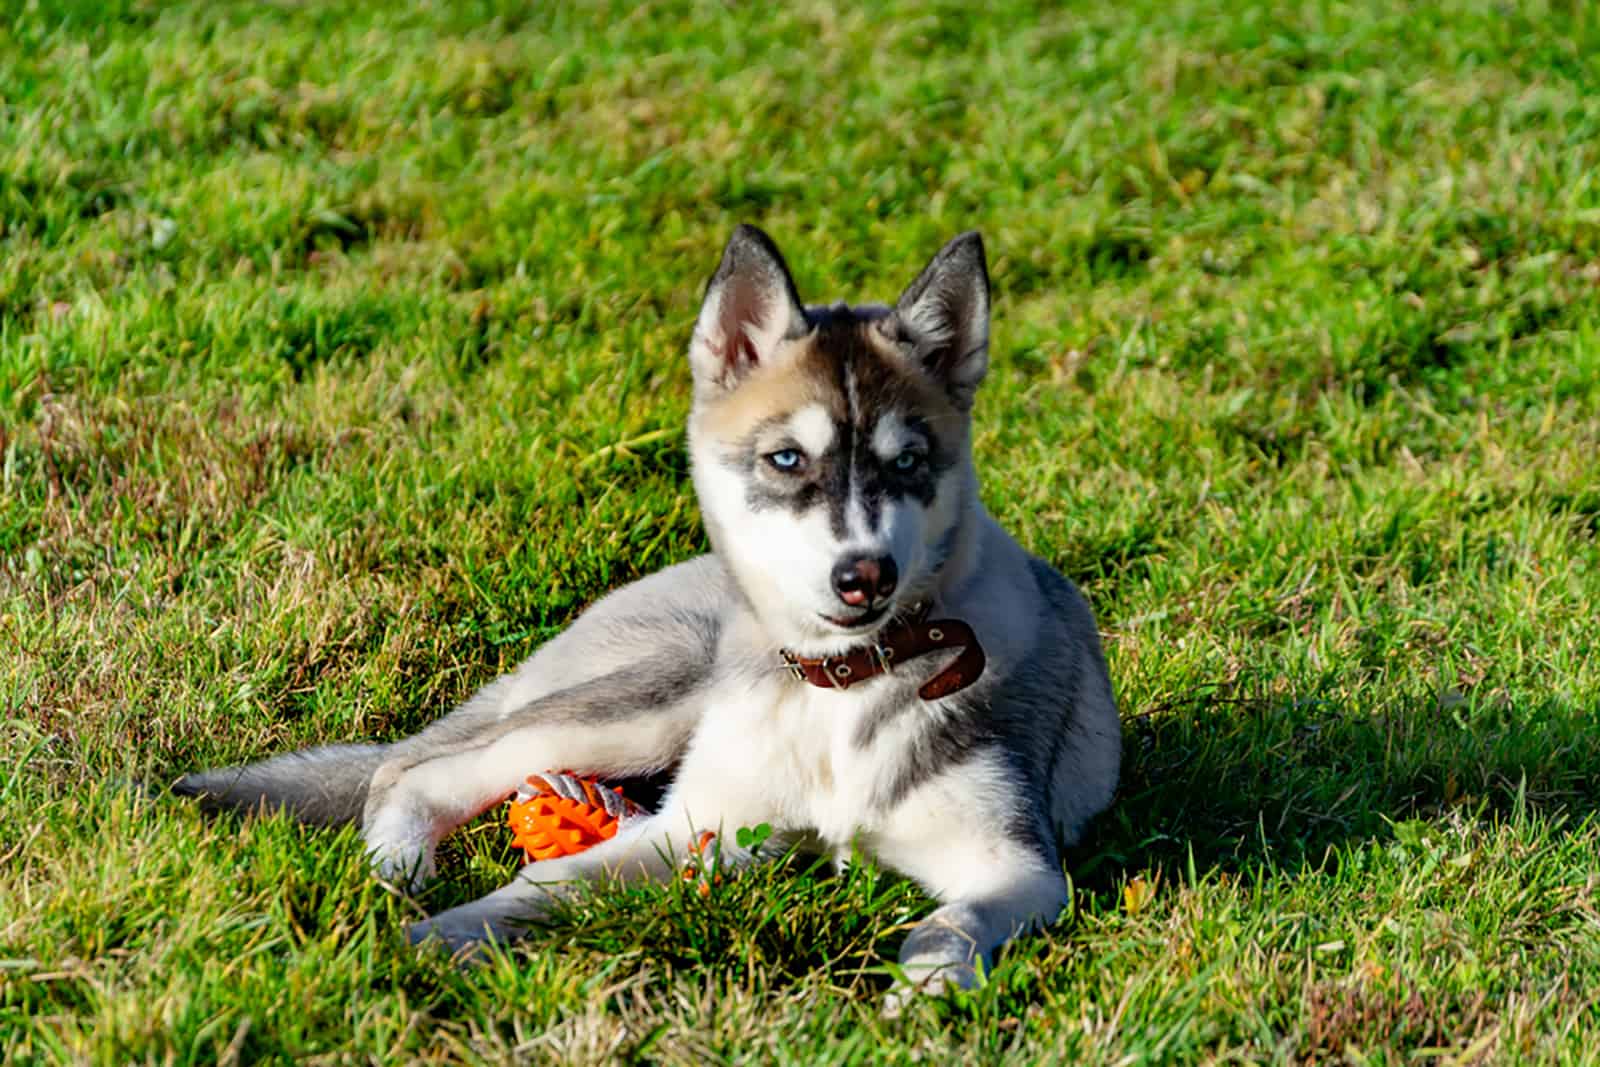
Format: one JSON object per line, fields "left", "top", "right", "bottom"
{"left": 832, "top": 555, "right": 898, "bottom": 607}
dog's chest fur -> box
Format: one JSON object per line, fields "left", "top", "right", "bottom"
{"left": 679, "top": 619, "right": 986, "bottom": 849}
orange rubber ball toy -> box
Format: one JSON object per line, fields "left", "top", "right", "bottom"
{"left": 506, "top": 772, "right": 643, "bottom": 862}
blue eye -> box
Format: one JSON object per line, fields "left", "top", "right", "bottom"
{"left": 768, "top": 449, "right": 804, "bottom": 472}
{"left": 894, "top": 450, "right": 922, "bottom": 472}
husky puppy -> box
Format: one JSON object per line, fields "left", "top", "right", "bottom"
{"left": 176, "top": 226, "right": 1122, "bottom": 1003}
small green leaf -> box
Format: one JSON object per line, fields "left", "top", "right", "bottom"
{"left": 735, "top": 823, "right": 773, "bottom": 852}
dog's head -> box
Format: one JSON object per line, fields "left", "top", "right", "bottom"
{"left": 686, "top": 225, "right": 990, "bottom": 656}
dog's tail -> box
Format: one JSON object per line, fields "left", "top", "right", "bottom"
{"left": 171, "top": 743, "right": 391, "bottom": 827}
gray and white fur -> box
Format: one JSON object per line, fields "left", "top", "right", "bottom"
{"left": 175, "top": 225, "right": 1122, "bottom": 1008}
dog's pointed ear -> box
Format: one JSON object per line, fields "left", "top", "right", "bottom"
{"left": 689, "top": 224, "right": 808, "bottom": 390}
{"left": 885, "top": 231, "right": 990, "bottom": 407}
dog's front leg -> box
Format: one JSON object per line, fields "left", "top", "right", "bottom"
{"left": 876, "top": 787, "right": 1069, "bottom": 1014}
{"left": 407, "top": 791, "right": 753, "bottom": 952}
{"left": 882, "top": 872, "right": 1067, "bottom": 1015}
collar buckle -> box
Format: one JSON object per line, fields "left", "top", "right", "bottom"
{"left": 779, "top": 649, "right": 806, "bottom": 681}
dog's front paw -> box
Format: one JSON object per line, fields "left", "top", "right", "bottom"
{"left": 408, "top": 901, "right": 524, "bottom": 955}
{"left": 408, "top": 914, "right": 491, "bottom": 956}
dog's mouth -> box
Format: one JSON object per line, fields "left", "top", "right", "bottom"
{"left": 819, "top": 604, "right": 891, "bottom": 632}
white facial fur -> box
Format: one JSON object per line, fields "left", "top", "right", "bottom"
{"left": 787, "top": 403, "right": 836, "bottom": 459}
{"left": 693, "top": 450, "right": 850, "bottom": 653}
{"left": 691, "top": 398, "right": 971, "bottom": 657}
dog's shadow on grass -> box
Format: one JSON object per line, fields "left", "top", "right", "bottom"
{"left": 1068, "top": 684, "right": 1598, "bottom": 898}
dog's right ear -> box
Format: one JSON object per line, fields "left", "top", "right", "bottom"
{"left": 689, "top": 224, "right": 808, "bottom": 391}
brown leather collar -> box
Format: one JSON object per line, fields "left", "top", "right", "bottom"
{"left": 780, "top": 606, "right": 986, "bottom": 700}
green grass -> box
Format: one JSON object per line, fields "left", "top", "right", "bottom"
{"left": 3, "top": 0, "right": 1599, "bottom": 1061}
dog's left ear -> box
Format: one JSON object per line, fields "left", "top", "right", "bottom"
{"left": 884, "top": 231, "right": 990, "bottom": 407}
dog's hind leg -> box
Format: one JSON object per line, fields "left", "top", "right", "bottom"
{"left": 357, "top": 557, "right": 732, "bottom": 889}
{"left": 170, "top": 555, "right": 732, "bottom": 888}
{"left": 361, "top": 658, "right": 710, "bottom": 890}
